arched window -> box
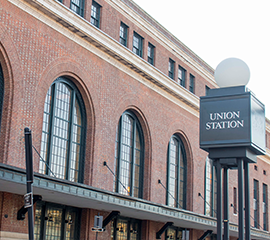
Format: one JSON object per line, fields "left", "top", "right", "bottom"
{"left": 0, "top": 63, "right": 4, "bottom": 129}
{"left": 114, "top": 111, "right": 144, "bottom": 198}
{"left": 39, "top": 77, "right": 86, "bottom": 183}
{"left": 166, "top": 135, "right": 187, "bottom": 209}
{"left": 205, "top": 157, "right": 217, "bottom": 217}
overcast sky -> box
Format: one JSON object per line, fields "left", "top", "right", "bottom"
{"left": 133, "top": 0, "right": 270, "bottom": 119}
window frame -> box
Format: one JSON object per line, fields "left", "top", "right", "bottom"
{"left": 147, "top": 42, "right": 155, "bottom": 65}
{"left": 168, "top": 58, "right": 175, "bottom": 80}
{"left": 114, "top": 111, "right": 145, "bottom": 198}
{"left": 177, "top": 65, "right": 186, "bottom": 87}
{"left": 39, "top": 77, "right": 86, "bottom": 183}
{"left": 70, "top": 0, "right": 85, "bottom": 17}
{"left": 263, "top": 183, "right": 268, "bottom": 231}
{"left": 189, "top": 74, "right": 195, "bottom": 93}
{"left": 34, "top": 201, "right": 81, "bottom": 240}
{"left": 166, "top": 135, "right": 187, "bottom": 209}
{"left": 91, "top": 1, "right": 101, "bottom": 28}
{"left": 165, "top": 226, "right": 185, "bottom": 240}
{"left": 111, "top": 216, "right": 141, "bottom": 240}
{"left": 233, "top": 187, "right": 237, "bottom": 214}
{"left": 254, "top": 179, "right": 260, "bottom": 228}
{"left": 132, "top": 32, "right": 143, "bottom": 57}
{"left": 119, "top": 22, "right": 128, "bottom": 47}
{"left": 204, "top": 157, "right": 217, "bottom": 217}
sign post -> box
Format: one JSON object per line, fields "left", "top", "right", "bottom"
{"left": 24, "top": 127, "right": 34, "bottom": 240}
{"left": 199, "top": 58, "right": 266, "bottom": 240}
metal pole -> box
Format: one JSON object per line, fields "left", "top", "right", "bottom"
{"left": 238, "top": 158, "right": 244, "bottom": 240}
{"left": 223, "top": 167, "right": 229, "bottom": 240}
{"left": 24, "top": 128, "right": 34, "bottom": 240}
{"left": 215, "top": 159, "right": 222, "bottom": 240}
{"left": 244, "top": 161, "right": 251, "bottom": 240}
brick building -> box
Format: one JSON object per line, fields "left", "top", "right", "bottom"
{"left": 0, "top": 0, "right": 270, "bottom": 239}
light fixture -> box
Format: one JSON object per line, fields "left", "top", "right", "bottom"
{"left": 65, "top": 215, "right": 73, "bottom": 225}
{"left": 214, "top": 58, "right": 250, "bottom": 88}
{"left": 45, "top": 213, "right": 53, "bottom": 222}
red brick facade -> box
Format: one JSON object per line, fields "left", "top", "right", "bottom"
{"left": 0, "top": 0, "right": 269, "bottom": 239}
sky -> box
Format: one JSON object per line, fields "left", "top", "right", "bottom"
{"left": 133, "top": 0, "right": 270, "bottom": 119}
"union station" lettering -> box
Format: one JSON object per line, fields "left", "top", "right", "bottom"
{"left": 206, "top": 111, "right": 244, "bottom": 130}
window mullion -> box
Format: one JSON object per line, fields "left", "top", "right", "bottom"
{"left": 204, "top": 160, "right": 208, "bottom": 215}
{"left": 211, "top": 164, "right": 215, "bottom": 216}
{"left": 60, "top": 207, "right": 66, "bottom": 240}
{"left": 166, "top": 141, "right": 171, "bottom": 206}
{"left": 40, "top": 204, "right": 46, "bottom": 240}
{"left": 65, "top": 90, "right": 75, "bottom": 180}
{"left": 130, "top": 120, "right": 136, "bottom": 197}
{"left": 177, "top": 142, "right": 181, "bottom": 208}
{"left": 46, "top": 84, "right": 56, "bottom": 175}
{"left": 116, "top": 116, "right": 123, "bottom": 193}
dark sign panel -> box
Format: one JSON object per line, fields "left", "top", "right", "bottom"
{"left": 200, "top": 86, "right": 265, "bottom": 156}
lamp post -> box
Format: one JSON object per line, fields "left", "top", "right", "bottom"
{"left": 200, "top": 58, "right": 266, "bottom": 240}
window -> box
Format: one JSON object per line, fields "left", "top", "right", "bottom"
{"left": 111, "top": 217, "right": 141, "bottom": 240}
{"left": 165, "top": 227, "right": 186, "bottom": 240}
{"left": 177, "top": 66, "right": 186, "bottom": 87}
{"left": 114, "top": 111, "right": 144, "bottom": 198}
{"left": 205, "top": 157, "right": 217, "bottom": 217}
{"left": 39, "top": 77, "right": 86, "bottom": 183}
{"left": 119, "top": 22, "right": 128, "bottom": 47}
{"left": 189, "top": 74, "right": 195, "bottom": 93}
{"left": 34, "top": 201, "right": 81, "bottom": 240}
{"left": 147, "top": 43, "right": 155, "bottom": 65}
{"left": 233, "top": 187, "right": 237, "bottom": 214}
{"left": 70, "top": 0, "right": 84, "bottom": 17}
{"left": 91, "top": 1, "right": 101, "bottom": 28}
{"left": 254, "top": 179, "right": 259, "bottom": 228}
{"left": 0, "top": 63, "right": 4, "bottom": 130}
{"left": 168, "top": 59, "right": 175, "bottom": 80}
{"left": 167, "top": 135, "right": 187, "bottom": 209}
{"left": 132, "top": 32, "right": 143, "bottom": 57}
{"left": 263, "top": 183, "right": 268, "bottom": 231}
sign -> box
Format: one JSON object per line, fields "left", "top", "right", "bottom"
{"left": 24, "top": 192, "right": 33, "bottom": 208}
{"left": 200, "top": 86, "right": 265, "bottom": 157}
{"left": 91, "top": 215, "right": 104, "bottom": 232}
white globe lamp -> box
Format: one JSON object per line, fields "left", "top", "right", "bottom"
{"left": 214, "top": 58, "right": 250, "bottom": 88}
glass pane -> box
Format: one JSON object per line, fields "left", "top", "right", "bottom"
{"left": 205, "top": 158, "right": 212, "bottom": 216}
{"left": 168, "top": 137, "right": 178, "bottom": 207}
{"left": 91, "top": 3, "right": 100, "bottom": 27}
{"left": 65, "top": 210, "right": 77, "bottom": 240}
{"left": 40, "top": 86, "right": 53, "bottom": 175}
{"left": 70, "top": 98, "right": 82, "bottom": 182}
{"left": 130, "top": 221, "right": 139, "bottom": 240}
{"left": 116, "top": 219, "right": 128, "bottom": 240}
{"left": 34, "top": 202, "right": 43, "bottom": 240}
{"left": 45, "top": 206, "right": 63, "bottom": 239}
{"left": 119, "top": 115, "right": 133, "bottom": 195}
{"left": 166, "top": 228, "right": 176, "bottom": 240}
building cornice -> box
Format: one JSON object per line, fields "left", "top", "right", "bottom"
{"left": 8, "top": 0, "right": 200, "bottom": 117}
